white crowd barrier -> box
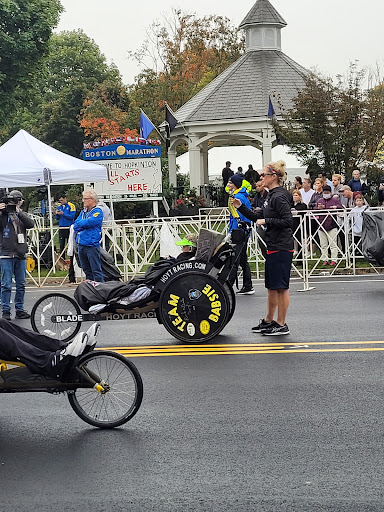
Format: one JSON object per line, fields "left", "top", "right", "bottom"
{"left": 26, "top": 207, "right": 384, "bottom": 287}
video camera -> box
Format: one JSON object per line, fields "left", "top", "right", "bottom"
{"left": 0, "top": 190, "right": 23, "bottom": 213}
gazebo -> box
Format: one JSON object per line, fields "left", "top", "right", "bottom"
{"left": 167, "top": 0, "right": 307, "bottom": 189}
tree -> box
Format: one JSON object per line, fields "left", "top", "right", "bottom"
{"left": 0, "top": 0, "right": 62, "bottom": 121}
{"left": 127, "top": 10, "right": 245, "bottom": 128}
{"left": 32, "top": 30, "right": 129, "bottom": 155}
{"left": 80, "top": 79, "right": 138, "bottom": 140}
{"left": 276, "top": 64, "right": 384, "bottom": 179}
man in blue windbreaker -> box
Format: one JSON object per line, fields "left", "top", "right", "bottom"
{"left": 227, "top": 174, "right": 254, "bottom": 295}
{"left": 55, "top": 193, "right": 76, "bottom": 255}
{"left": 74, "top": 190, "right": 104, "bottom": 282}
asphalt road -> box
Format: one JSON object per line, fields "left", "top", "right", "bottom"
{"left": 1, "top": 276, "right": 384, "bottom": 511}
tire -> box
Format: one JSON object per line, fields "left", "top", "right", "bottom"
{"left": 31, "top": 293, "right": 82, "bottom": 342}
{"left": 159, "top": 271, "right": 230, "bottom": 343}
{"left": 68, "top": 351, "right": 143, "bottom": 429}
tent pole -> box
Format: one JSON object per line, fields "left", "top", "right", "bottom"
{"left": 109, "top": 191, "right": 115, "bottom": 221}
{"left": 47, "top": 180, "right": 56, "bottom": 272}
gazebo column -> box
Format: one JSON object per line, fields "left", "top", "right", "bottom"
{"left": 168, "top": 147, "right": 177, "bottom": 187}
{"left": 201, "top": 141, "right": 209, "bottom": 185}
{"left": 188, "top": 134, "right": 202, "bottom": 190}
{"left": 262, "top": 128, "right": 273, "bottom": 166}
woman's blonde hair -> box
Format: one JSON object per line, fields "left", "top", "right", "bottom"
{"left": 292, "top": 189, "right": 302, "bottom": 201}
{"left": 265, "top": 160, "right": 286, "bottom": 182}
{"left": 332, "top": 173, "right": 342, "bottom": 182}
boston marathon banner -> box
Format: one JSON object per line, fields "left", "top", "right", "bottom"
{"left": 82, "top": 143, "right": 162, "bottom": 201}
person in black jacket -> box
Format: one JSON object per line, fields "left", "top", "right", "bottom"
{"left": 245, "top": 164, "right": 260, "bottom": 187}
{"left": 222, "top": 161, "right": 234, "bottom": 205}
{"left": 232, "top": 160, "right": 293, "bottom": 336}
{"left": 291, "top": 189, "right": 308, "bottom": 259}
{"left": 377, "top": 177, "right": 384, "bottom": 205}
{"left": 0, "top": 190, "right": 34, "bottom": 320}
{"left": 222, "top": 161, "right": 234, "bottom": 188}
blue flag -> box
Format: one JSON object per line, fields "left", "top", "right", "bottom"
{"left": 140, "top": 110, "right": 155, "bottom": 139}
{"left": 268, "top": 96, "right": 275, "bottom": 117}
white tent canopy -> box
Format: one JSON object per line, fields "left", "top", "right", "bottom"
{"left": 0, "top": 129, "right": 108, "bottom": 272}
{"left": 0, "top": 129, "right": 107, "bottom": 187}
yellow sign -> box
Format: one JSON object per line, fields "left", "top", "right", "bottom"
{"left": 26, "top": 257, "right": 35, "bottom": 272}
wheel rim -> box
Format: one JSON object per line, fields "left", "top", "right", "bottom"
{"left": 32, "top": 294, "right": 80, "bottom": 341}
{"left": 72, "top": 355, "right": 140, "bottom": 425}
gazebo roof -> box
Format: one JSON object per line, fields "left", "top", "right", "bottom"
{"left": 175, "top": 50, "right": 307, "bottom": 124}
{"left": 239, "top": 0, "right": 287, "bottom": 29}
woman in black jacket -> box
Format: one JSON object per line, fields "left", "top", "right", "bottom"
{"left": 292, "top": 189, "right": 308, "bottom": 259}
{"left": 232, "top": 160, "right": 293, "bottom": 336}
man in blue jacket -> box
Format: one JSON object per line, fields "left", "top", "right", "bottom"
{"left": 227, "top": 174, "right": 254, "bottom": 295}
{"left": 74, "top": 190, "right": 104, "bottom": 282}
{"left": 55, "top": 193, "right": 76, "bottom": 255}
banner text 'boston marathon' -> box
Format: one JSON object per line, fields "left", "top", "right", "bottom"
{"left": 82, "top": 143, "right": 161, "bottom": 161}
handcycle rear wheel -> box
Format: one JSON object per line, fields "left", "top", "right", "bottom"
{"left": 68, "top": 351, "right": 143, "bottom": 429}
{"left": 159, "top": 271, "right": 230, "bottom": 343}
{"left": 31, "top": 293, "right": 82, "bottom": 342}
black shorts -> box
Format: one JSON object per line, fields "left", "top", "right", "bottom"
{"left": 265, "top": 251, "right": 293, "bottom": 290}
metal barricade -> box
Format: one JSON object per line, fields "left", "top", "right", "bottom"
{"left": 24, "top": 207, "right": 384, "bottom": 287}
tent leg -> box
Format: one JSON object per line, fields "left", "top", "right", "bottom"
{"left": 47, "top": 182, "right": 56, "bottom": 273}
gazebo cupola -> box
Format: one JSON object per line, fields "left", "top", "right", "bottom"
{"left": 239, "top": 0, "right": 287, "bottom": 52}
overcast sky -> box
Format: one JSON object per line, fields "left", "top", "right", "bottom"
{"left": 57, "top": 0, "right": 384, "bottom": 86}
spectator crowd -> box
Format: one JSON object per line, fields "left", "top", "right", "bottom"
{"left": 222, "top": 160, "right": 384, "bottom": 274}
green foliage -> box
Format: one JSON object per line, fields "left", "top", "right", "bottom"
{"left": 34, "top": 31, "right": 125, "bottom": 154}
{"left": 43, "top": 31, "right": 119, "bottom": 96}
{"left": 360, "top": 162, "right": 384, "bottom": 206}
{"left": 0, "top": 0, "right": 62, "bottom": 121}
{"left": 1, "top": 29, "right": 128, "bottom": 154}
{"left": 276, "top": 64, "right": 384, "bottom": 179}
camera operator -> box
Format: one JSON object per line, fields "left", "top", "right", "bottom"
{"left": 0, "top": 190, "right": 34, "bottom": 320}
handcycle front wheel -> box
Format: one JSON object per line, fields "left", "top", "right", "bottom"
{"left": 68, "top": 351, "right": 143, "bottom": 429}
{"left": 31, "top": 293, "right": 82, "bottom": 342}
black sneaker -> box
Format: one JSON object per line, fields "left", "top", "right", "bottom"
{"left": 237, "top": 287, "right": 255, "bottom": 295}
{"left": 262, "top": 323, "right": 290, "bottom": 336}
{"left": 2, "top": 311, "right": 11, "bottom": 321}
{"left": 15, "top": 310, "right": 31, "bottom": 319}
{"left": 252, "top": 319, "right": 274, "bottom": 332}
